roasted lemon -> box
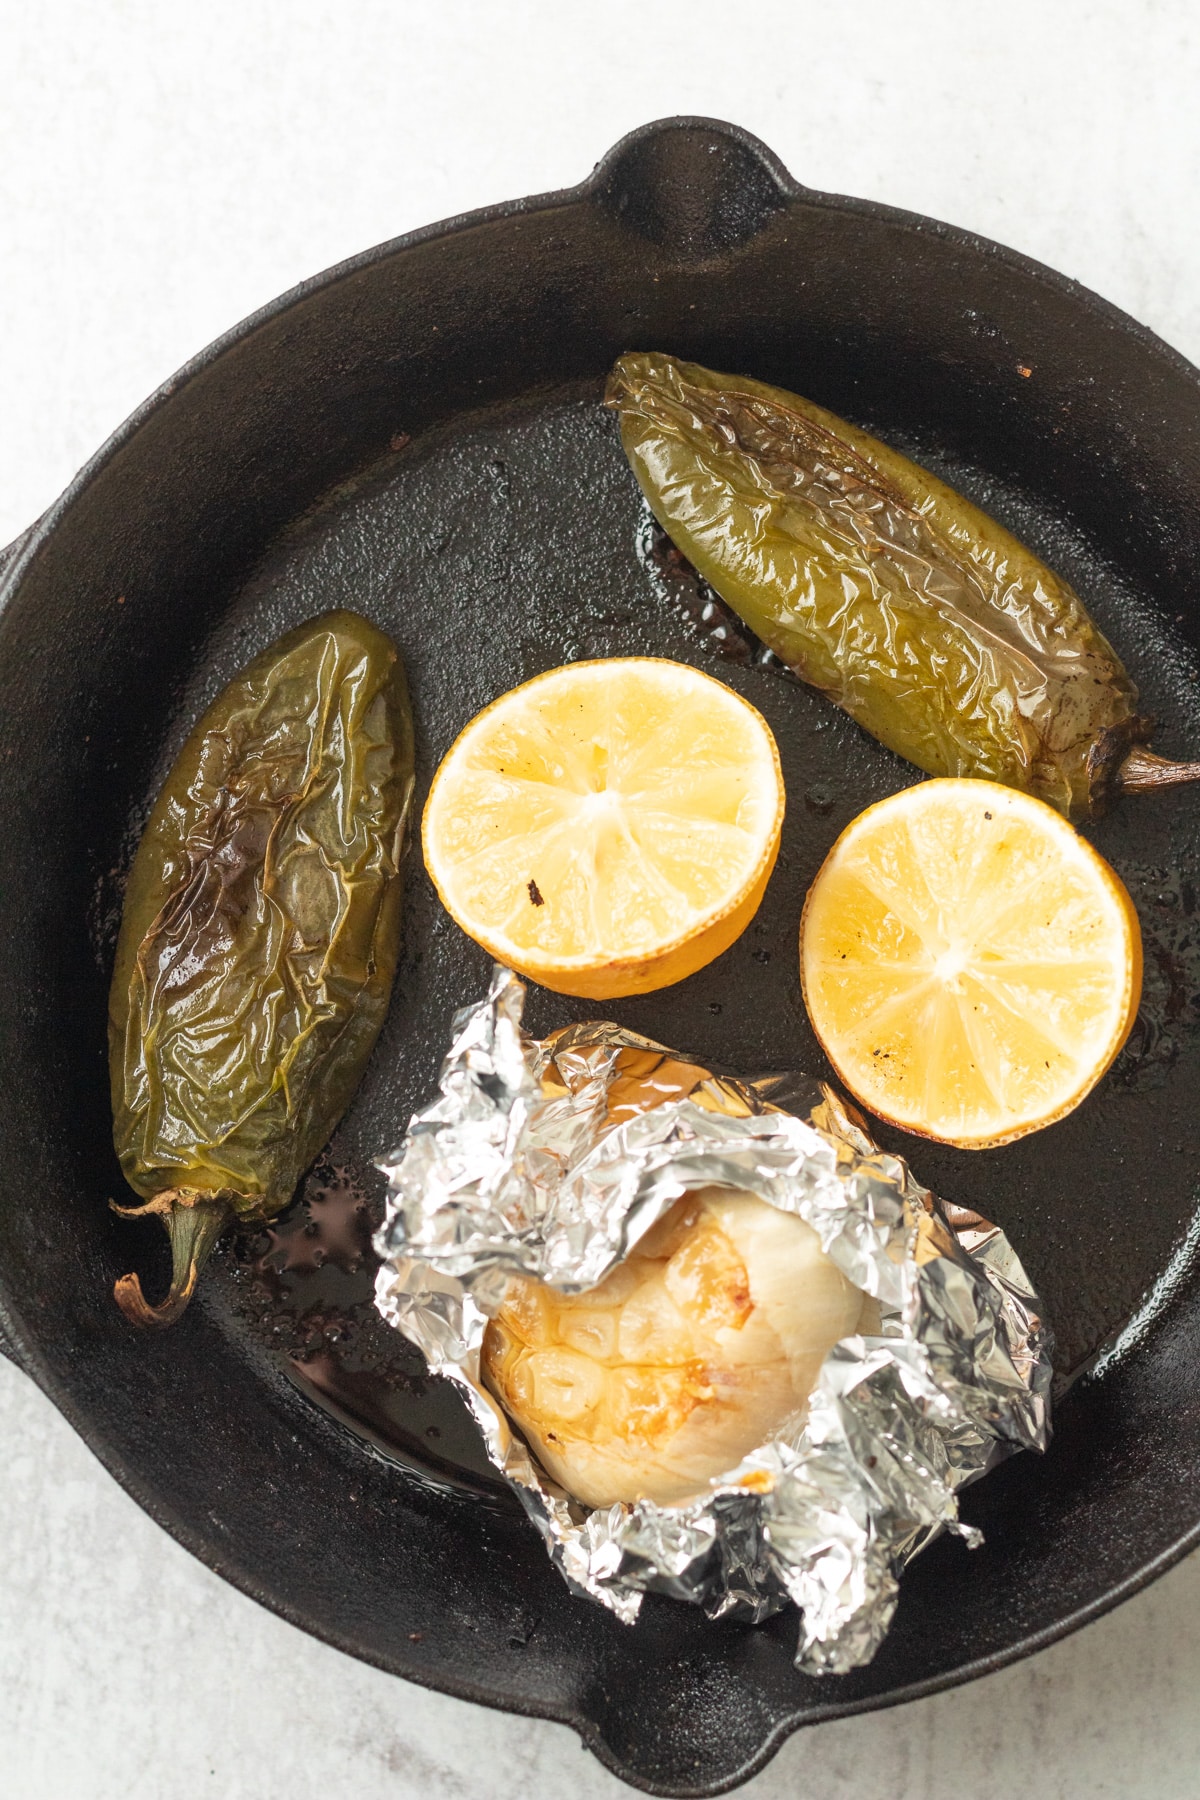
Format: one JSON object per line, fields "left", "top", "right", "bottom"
{"left": 800, "top": 779, "right": 1142, "bottom": 1148}
{"left": 423, "top": 658, "right": 784, "bottom": 999}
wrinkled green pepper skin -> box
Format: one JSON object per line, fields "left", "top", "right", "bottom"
{"left": 109, "top": 610, "right": 414, "bottom": 1324}
{"left": 607, "top": 353, "right": 1153, "bottom": 819}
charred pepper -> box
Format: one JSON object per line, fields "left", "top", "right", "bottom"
{"left": 608, "top": 352, "right": 1200, "bottom": 820}
{"left": 109, "top": 609, "right": 414, "bottom": 1326}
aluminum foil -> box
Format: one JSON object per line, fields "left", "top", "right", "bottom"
{"left": 374, "top": 966, "right": 1053, "bottom": 1674}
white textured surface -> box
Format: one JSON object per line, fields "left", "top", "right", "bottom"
{"left": 3, "top": 2, "right": 1200, "bottom": 1795}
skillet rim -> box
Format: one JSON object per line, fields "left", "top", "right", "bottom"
{"left": 3, "top": 114, "right": 1200, "bottom": 1796}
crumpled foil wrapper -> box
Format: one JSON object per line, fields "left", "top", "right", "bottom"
{"left": 374, "top": 966, "right": 1053, "bottom": 1674}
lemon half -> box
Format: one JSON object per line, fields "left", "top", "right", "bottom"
{"left": 800, "top": 779, "right": 1142, "bottom": 1148}
{"left": 423, "top": 658, "right": 785, "bottom": 999}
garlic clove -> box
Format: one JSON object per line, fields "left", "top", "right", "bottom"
{"left": 481, "top": 1185, "right": 864, "bottom": 1509}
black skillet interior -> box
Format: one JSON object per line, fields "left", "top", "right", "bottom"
{"left": 3, "top": 119, "right": 1200, "bottom": 1797}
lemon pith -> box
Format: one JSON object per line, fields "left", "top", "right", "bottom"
{"left": 423, "top": 658, "right": 785, "bottom": 999}
{"left": 799, "top": 779, "right": 1142, "bottom": 1149}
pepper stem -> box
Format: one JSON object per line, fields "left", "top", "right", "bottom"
{"left": 1117, "top": 744, "right": 1200, "bottom": 795}
{"left": 110, "top": 1190, "right": 232, "bottom": 1327}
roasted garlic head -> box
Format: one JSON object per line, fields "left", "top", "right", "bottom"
{"left": 481, "top": 1185, "right": 866, "bottom": 1508}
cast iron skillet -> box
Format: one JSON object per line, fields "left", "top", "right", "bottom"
{"left": 3, "top": 118, "right": 1200, "bottom": 1797}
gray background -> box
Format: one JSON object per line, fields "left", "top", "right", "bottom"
{"left": 3, "top": 3, "right": 1200, "bottom": 1795}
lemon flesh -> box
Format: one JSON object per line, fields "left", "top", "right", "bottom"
{"left": 800, "top": 779, "right": 1142, "bottom": 1149}
{"left": 423, "top": 658, "right": 784, "bottom": 998}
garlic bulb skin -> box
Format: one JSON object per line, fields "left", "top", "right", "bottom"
{"left": 480, "top": 1185, "right": 866, "bottom": 1509}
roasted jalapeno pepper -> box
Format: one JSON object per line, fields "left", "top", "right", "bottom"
{"left": 608, "top": 352, "right": 1200, "bottom": 819}
{"left": 109, "top": 609, "right": 414, "bottom": 1326}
